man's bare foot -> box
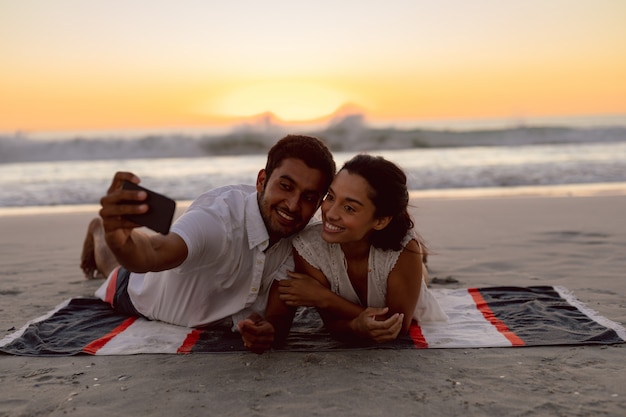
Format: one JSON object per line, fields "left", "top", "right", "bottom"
{"left": 80, "top": 218, "right": 104, "bottom": 279}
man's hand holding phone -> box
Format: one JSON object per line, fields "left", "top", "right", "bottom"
{"left": 99, "top": 172, "right": 176, "bottom": 237}
{"left": 99, "top": 172, "right": 184, "bottom": 274}
{"left": 120, "top": 180, "right": 176, "bottom": 234}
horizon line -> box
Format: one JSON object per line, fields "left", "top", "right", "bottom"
{"left": 4, "top": 112, "right": 626, "bottom": 140}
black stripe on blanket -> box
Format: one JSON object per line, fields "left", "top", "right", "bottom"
{"left": 477, "top": 286, "right": 624, "bottom": 345}
{"left": 2, "top": 299, "right": 129, "bottom": 356}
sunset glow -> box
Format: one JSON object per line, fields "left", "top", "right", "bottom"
{"left": 199, "top": 81, "right": 351, "bottom": 121}
{"left": 1, "top": 0, "right": 625, "bottom": 134}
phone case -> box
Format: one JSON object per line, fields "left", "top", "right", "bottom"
{"left": 121, "top": 181, "right": 176, "bottom": 234}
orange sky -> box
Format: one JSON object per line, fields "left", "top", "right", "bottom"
{"left": 1, "top": 0, "right": 625, "bottom": 134}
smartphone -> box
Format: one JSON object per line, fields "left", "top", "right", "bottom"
{"left": 121, "top": 180, "right": 176, "bottom": 234}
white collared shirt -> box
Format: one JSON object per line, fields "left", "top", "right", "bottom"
{"left": 127, "top": 184, "right": 294, "bottom": 328}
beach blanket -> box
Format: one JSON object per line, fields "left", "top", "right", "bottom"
{"left": 1, "top": 286, "right": 624, "bottom": 356}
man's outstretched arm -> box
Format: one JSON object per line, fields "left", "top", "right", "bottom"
{"left": 99, "top": 171, "right": 187, "bottom": 273}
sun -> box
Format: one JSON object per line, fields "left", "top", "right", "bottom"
{"left": 204, "top": 82, "right": 349, "bottom": 122}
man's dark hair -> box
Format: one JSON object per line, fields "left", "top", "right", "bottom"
{"left": 265, "top": 135, "right": 336, "bottom": 191}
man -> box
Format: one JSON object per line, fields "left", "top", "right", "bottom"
{"left": 80, "top": 135, "right": 335, "bottom": 353}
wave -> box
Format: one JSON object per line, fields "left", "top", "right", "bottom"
{"left": 2, "top": 142, "right": 626, "bottom": 208}
{"left": 2, "top": 115, "right": 626, "bottom": 163}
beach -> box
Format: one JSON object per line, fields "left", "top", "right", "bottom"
{"left": 1, "top": 190, "right": 625, "bottom": 416}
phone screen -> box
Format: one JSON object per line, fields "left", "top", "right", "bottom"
{"left": 121, "top": 181, "right": 176, "bottom": 234}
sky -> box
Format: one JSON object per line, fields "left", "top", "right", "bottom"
{"left": 1, "top": 0, "right": 626, "bottom": 134}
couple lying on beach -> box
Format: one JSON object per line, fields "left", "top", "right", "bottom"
{"left": 80, "top": 135, "right": 447, "bottom": 354}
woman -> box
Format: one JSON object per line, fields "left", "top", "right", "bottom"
{"left": 259, "top": 154, "right": 447, "bottom": 348}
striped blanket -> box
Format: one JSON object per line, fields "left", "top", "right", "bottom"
{"left": 1, "top": 286, "right": 624, "bottom": 356}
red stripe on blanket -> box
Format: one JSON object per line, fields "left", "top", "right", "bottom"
{"left": 177, "top": 329, "right": 203, "bottom": 354}
{"left": 83, "top": 317, "right": 137, "bottom": 354}
{"left": 468, "top": 288, "right": 525, "bottom": 346}
{"left": 104, "top": 267, "right": 120, "bottom": 306}
{"left": 409, "top": 321, "right": 428, "bottom": 348}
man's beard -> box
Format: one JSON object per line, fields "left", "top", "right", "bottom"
{"left": 258, "top": 188, "right": 302, "bottom": 242}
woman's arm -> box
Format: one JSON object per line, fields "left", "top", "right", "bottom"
{"left": 264, "top": 280, "right": 297, "bottom": 348}
{"left": 238, "top": 281, "right": 295, "bottom": 354}
{"left": 385, "top": 239, "right": 423, "bottom": 334}
{"left": 320, "top": 307, "right": 403, "bottom": 343}
{"left": 284, "top": 249, "right": 403, "bottom": 343}
{"left": 278, "top": 250, "right": 364, "bottom": 318}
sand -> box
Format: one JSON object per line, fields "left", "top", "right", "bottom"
{"left": 1, "top": 190, "right": 625, "bottom": 416}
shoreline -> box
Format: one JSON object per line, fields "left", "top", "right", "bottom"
{"left": 1, "top": 181, "right": 625, "bottom": 217}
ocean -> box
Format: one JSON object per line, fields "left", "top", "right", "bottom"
{"left": 1, "top": 121, "right": 626, "bottom": 210}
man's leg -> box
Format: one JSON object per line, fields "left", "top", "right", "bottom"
{"left": 80, "top": 217, "right": 119, "bottom": 279}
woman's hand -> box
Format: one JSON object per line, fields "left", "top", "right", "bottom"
{"left": 349, "top": 307, "right": 403, "bottom": 343}
{"left": 277, "top": 271, "right": 330, "bottom": 308}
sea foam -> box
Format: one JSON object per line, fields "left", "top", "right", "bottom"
{"left": 2, "top": 115, "right": 625, "bottom": 163}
